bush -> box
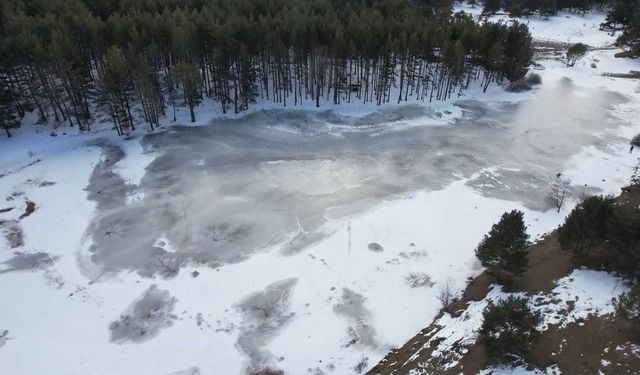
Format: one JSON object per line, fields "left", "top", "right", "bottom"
{"left": 606, "top": 204, "right": 640, "bottom": 279}
{"left": 475, "top": 210, "right": 530, "bottom": 283}
{"left": 566, "top": 43, "right": 589, "bottom": 66}
{"left": 558, "top": 194, "right": 640, "bottom": 279}
{"left": 617, "top": 284, "right": 640, "bottom": 327}
{"left": 479, "top": 296, "right": 542, "bottom": 364}
{"left": 483, "top": 0, "right": 501, "bottom": 14}
{"left": 557, "top": 195, "right": 615, "bottom": 258}
{"left": 507, "top": 73, "right": 542, "bottom": 92}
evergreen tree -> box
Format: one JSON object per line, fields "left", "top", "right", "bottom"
{"left": 617, "top": 283, "right": 640, "bottom": 327}
{"left": 557, "top": 195, "right": 615, "bottom": 258}
{"left": 479, "top": 296, "right": 542, "bottom": 364}
{"left": 99, "top": 47, "right": 135, "bottom": 135}
{"left": 0, "top": 84, "right": 20, "bottom": 137}
{"left": 606, "top": 203, "right": 640, "bottom": 279}
{"left": 174, "top": 62, "right": 201, "bottom": 123}
{"left": 566, "top": 43, "right": 589, "bottom": 66}
{"left": 483, "top": 0, "right": 502, "bottom": 14}
{"left": 475, "top": 210, "right": 530, "bottom": 282}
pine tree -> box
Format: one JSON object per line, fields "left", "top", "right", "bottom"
{"left": 174, "top": 62, "right": 201, "bottom": 123}
{"left": 605, "top": 203, "right": 640, "bottom": 279}
{"left": 0, "top": 85, "right": 20, "bottom": 137}
{"left": 479, "top": 296, "right": 542, "bottom": 364}
{"left": 475, "top": 210, "right": 530, "bottom": 283}
{"left": 617, "top": 284, "right": 640, "bottom": 327}
{"left": 99, "top": 47, "right": 136, "bottom": 135}
{"left": 483, "top": 0, "right": 501, "bottom": 15}
{"left": 557, "top": 195, "right": 615, "bottom": 258}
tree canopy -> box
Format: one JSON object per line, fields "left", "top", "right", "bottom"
{"left": 479, "top": 296, "right": 542, "bottom": 364}
{"left": 0, "top": 0, "right": 534, "bottom": 135}
{"left": 475, "top": 209, "right": 530, "bottom": 282}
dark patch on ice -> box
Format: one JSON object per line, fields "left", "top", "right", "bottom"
{"left": 252, "top": 367, "right": 285, "bottom": 375}
{"left": 166, "top": 367, "right": 200, "bottom": 375}
{"left": 405, "top": 272, "right": 435, "bottom": 288}
{"left": 0, "top": 220, "right": 24, "bottom": 248}
{"left": 6, "top": 191, "right": 24, "bottom": 201}
{"left": 0, "top": 159, "right": 41, "bottom": 180}
{"left": 235, "top": 278, "right": 297, "bottom": 373}
{"left": 333, "top": 288, "right": 377, "bottom": 349}
{"left": 38, "top": 181, "right": 56, "bottom": 187}
{"left": 367, "top": 242, "right": 384, "bottom": 252}
{"left": 0, "top": 207, "right": 13, "bottom": 213}
{"left": 0, "top": 329, "right": 9, "bottom": 348}
{"left": 109, "top": 285, "right": 177, "bottom": 343}
{"left": 0, "top": 252, "right": 57, "bottom": 273}
{"left": 86, "top": 141, "right": 133, "bottom": 210}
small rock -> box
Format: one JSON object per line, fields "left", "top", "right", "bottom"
{"left": 191, "top": 271, "right": 200, "bottom": 278}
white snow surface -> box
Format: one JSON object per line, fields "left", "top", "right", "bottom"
{"left": 1, "top": 7, "right": 640, "bottom": 375}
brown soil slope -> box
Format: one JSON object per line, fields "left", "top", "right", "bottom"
{"left": 369, "top": 185, "right": 640, "bottom": 375}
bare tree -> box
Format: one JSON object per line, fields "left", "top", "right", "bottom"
{"left": 550, "top": 173, "right": 570, "bottom": 213}
{"left": 437, "top": 278, "right": 456, "bottom": 309}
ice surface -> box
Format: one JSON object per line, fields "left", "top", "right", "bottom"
{"left": 235, "top": 278, "right": 298, "bottom": 373}
{"left": 109, "top": 284, "right": 177, "bottom": 344}
{"left": 84, "top": 80, "right": 627, "bottom": 279}
{"left": 0, "top": 252, "right": 57, "bottom": 273}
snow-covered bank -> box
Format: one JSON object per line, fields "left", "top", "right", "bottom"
{"left": 419, "top": 269, "right": 628, "bottom": 373}
{"left": 1, "top": 8, "right": 640, "bottom": 375}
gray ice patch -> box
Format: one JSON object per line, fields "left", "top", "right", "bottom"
{"left": 333, "top": 288, "right": 377, "bottom": 349}
{"left": 0, "top": 252, "right": 57, "bottom": 274}
{"left": 166, "top": 367, "right": 200, "bottom": 375}
{"left": 85, "top": 141, "right": 133, "bottom": 210}
{"left": 109, "top": 285, "right": 177, "bottom": 343}
{"left": 235, "top": 278, "right": 298, "bottom": 373}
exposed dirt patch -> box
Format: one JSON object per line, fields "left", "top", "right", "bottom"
{"left": 513, "top": 233, "right": 574, "bottom": 293}
{"left": 0, "top": 207, "right": 13, "bottom": 214}
{"left": 19, "top": 200, "right": 36, "bottom": 220}
{"left": 532, "top": 316, "right": 640, "bottom": 374}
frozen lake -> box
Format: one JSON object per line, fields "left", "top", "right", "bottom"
{"left": 86, "top": 79, "right": 625, "bottom": 278}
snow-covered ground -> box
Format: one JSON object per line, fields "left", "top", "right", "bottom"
{"left": 1, "top": 6, "right": 640, "bottom": 375}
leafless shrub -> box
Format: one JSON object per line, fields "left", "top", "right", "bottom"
{"left": 550, "top": 173, "right": 570, "bottom": 213}
{"left": 437, "top": 278, "right": 456, "bottom": 309}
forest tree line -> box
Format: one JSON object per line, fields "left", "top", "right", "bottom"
{"left": 481, "top": 0, "right": 614, "bottom": 16}
{"left": 0, "top": 0, "right": 534, "bottom": 136}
